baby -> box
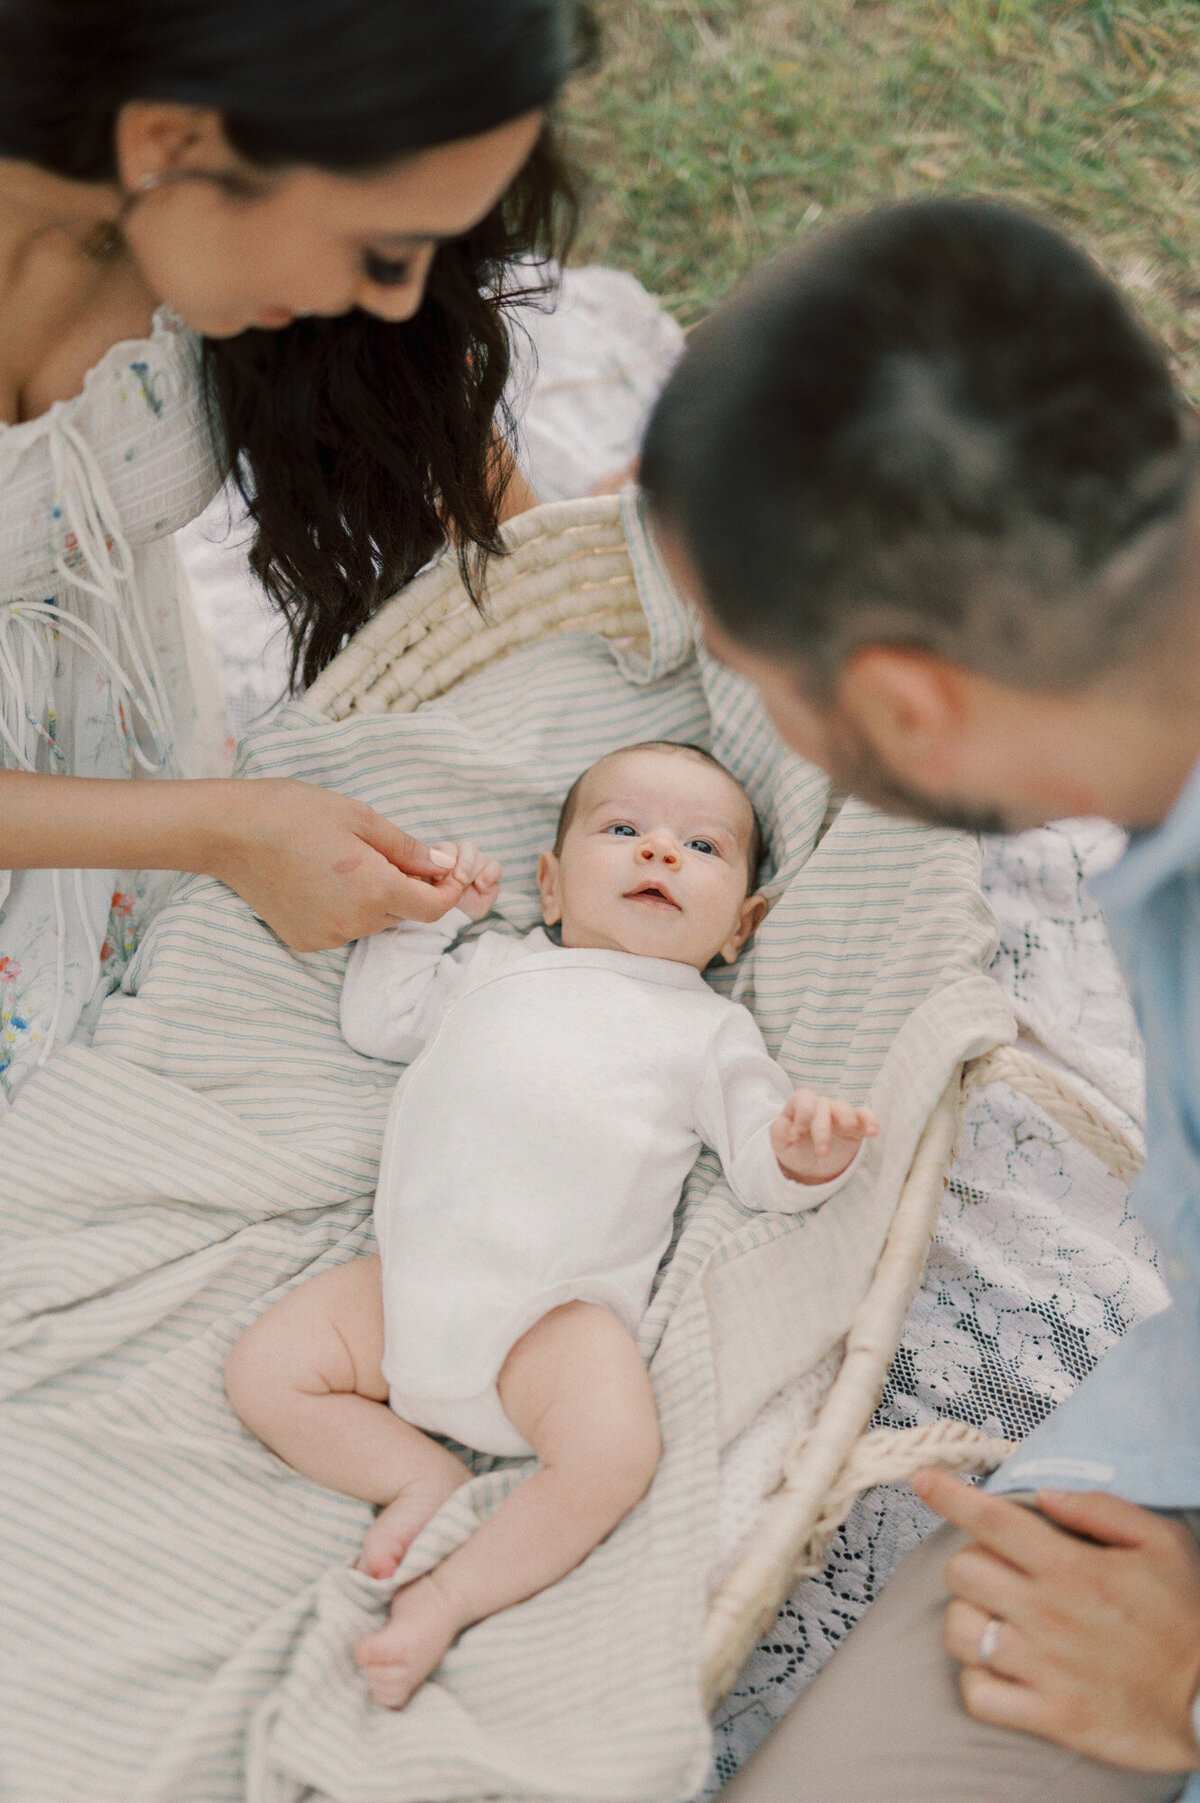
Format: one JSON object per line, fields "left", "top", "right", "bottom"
{"left": 225, "top": 741, "right": 877, "bottom": 1708}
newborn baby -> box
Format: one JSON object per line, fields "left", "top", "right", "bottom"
{"left": 225, "top": 741, "right": 877, "bottom": 1708}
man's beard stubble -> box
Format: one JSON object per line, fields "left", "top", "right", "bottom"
{"left": 827, "top": 718, "right": 1014, "bottom": 837}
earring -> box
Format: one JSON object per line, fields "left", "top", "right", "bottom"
{"left": 81, "top": 172, "right": 162, "bottom": 261}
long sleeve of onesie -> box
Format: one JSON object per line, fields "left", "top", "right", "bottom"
{"left": 694, "top": 1004, "right": 863, "bottom": 1215}
{"left": 339, "top": 907, "right": 476, "bottom": 1064}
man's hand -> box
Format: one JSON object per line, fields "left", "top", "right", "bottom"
{"left": 913, "top": 1468, "right": 1200, "bottom": 1774}
{"left": 769, "top": 1088, "right": 877, "bottom": 1183}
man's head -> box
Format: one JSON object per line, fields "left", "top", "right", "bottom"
{"left": 537, "top": 742, "right": 767, "bottom": 968}
{"left": 641, "top": 198, "right": 1200, "bottom": 833}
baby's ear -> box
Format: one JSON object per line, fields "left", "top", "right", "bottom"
{"left": 537, "top": 850, "right": 563, "bottom": 925}
{"left": 719, "top": 890, "right": 769, "bottom": 965}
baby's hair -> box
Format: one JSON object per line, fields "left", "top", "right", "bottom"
{"left": 553, "top": 741, "right": 764, "bottom": 885}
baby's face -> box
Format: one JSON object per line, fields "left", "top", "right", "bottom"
{"left": 537, "top": 748, "right": 766, "bottom": 969}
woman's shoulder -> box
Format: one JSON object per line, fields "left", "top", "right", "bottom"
{"left": 0, "top": 307, "right": 219, "bottom": 578}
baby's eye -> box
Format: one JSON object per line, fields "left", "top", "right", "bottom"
{"left": 604, "top": 823, "right": 637, "bottom": 837}
{"left": 686, "top": 838, "right": 719, "bottom": 856}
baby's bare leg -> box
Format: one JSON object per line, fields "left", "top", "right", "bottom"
{"left": 356, "top": 1300, "right": 661, "bottom": 1707}
{"left": 224, "top": 1255, "right": 471, "bottom": 1576}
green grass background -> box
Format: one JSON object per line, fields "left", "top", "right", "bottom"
{"left": 562, "top": 0, "right": 1200, "bottom": 388}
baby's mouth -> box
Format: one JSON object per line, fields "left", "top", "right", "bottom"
{"left": 624, "top": 882, "right": 681, "bottom": 911}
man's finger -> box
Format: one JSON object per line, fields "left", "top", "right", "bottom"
{"left": 911, "top": 1471, "right": 1074, "bottom": 1576}
{"left": 945, "top": 1541, "right": 1030, "bottom": 1624}
{"left": 1035, "top": 1488, "right": 1166, "bottom": 1550}
{"left": 959, "top": 1664, "right": 1051, "bottom": 1737}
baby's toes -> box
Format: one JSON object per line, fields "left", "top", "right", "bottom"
{"left": 357, "top": 1522, "right": 406, "bottom": 1580}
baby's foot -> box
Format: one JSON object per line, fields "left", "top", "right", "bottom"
{"left": 357, "top": 1448, "right": 471, "bottom": 1580}
{"left": 355, "top": 1571, "right": 462, "bottom": 1708}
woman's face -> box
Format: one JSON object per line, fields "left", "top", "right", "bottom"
{"left": 115, "top": 104, "right": 544, "bottom": 338}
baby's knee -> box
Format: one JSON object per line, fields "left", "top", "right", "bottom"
{"left": 223, "top": 1298, "right": 312, "bottom": 1428}
{"left": 568, "top": 1382, "right": 662, "bottom": 1522}
{"left": 600, "top": 1407, "right": 663, "bottom": 1511}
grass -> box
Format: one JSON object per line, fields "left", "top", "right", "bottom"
{"left": 561, "top": 0, "right": 1200, "bottom": 390}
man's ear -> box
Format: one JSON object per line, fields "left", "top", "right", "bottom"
{"left": 836, "top": 647, "right": 969, "bottom": 786}
{"left": 536, "top": 850, "right": 562, "bottom": 925}
{"left": 719, "top": 890, "right": 769, "bottom": 964}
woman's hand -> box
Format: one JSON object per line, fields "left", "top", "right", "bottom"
{"left": 209, "top": 778, "right": 466, "bottom": 952}
{"left": 914, "top": 1468, "right": 1200, "bottom": 1774}
{"left": 769, "top": 1088, "right": 877, "bottom": 1183}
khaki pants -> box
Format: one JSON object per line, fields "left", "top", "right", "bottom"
{"left": 720, "top": 1522, "right": 1190, "bottom": 1803}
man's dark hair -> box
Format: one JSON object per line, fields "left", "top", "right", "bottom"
{"left": 553, "top": 741, "right": 763, "bottom": 886}
{"left": 641, "top": 197, "right": 1196, "bottom": 692}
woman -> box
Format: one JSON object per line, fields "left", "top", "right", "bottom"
{"left": 0, "top": 0, "right": 581, "bottom": 1104}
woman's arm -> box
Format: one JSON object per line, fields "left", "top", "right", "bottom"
{"left": 0, "top": 769, "right": 467, "bottom": 951}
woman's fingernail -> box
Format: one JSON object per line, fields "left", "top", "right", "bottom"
{"left": 430, "top": 848, "right": 456, "bottom": 868}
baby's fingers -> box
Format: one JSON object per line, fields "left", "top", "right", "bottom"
{"left": 477, "top": 857, "right": 502, "bottom": 894}
{"left": 785, "top": 1088, "right": 819, "bottom": 1130}
{"left": 830, "top": 1101, "right": 879, "bottom": 1142}
{"left": 808, "top": 1094, "right": 833, "bottom": 1156}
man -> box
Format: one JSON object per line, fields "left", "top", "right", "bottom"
{"left": 640, "top": 197, "right": 1200, "bottom": 1802}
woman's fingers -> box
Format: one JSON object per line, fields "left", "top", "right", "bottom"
{"left": 377, "top": 866, "right": 460, "bottom": 925}
{"left": 359, "top": 812, "right": 457, "bottom": 878}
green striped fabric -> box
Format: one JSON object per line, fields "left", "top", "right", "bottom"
{"left": 0, "top": 494, "right": 1013, "bottom": 1802}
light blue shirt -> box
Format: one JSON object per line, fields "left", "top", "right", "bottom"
{"left": 989, "top": 755, "right": 1200, "bottom": 1788}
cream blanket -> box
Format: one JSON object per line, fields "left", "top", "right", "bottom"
{"left": 0, "top": 502, "right": 1011, "bottom": 1802}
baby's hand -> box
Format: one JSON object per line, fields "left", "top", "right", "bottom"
{"left": 770, "top": 1089, "right": 878, "bottom": 1184}
{"left": 430, "top": 841, "right": 501, "bottom": 921}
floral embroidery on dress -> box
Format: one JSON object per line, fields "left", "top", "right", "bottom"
{"left": 0, "top": 955, "right": 37, "bottom": 1100}
{"left": 126, "top": 361, "right": 166, "bottom": 419}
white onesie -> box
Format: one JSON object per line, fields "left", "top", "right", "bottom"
{"left": 341, "top": 910, "right": 858, "bottom": 1457}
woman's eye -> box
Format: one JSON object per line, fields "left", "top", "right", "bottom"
{"left": 604, "top": 823, "right": 637, "bottom": 837}
{"left": 687, "top": 839, "right": 718, "bottom": 856}
{"left": 362, "top": 250, "right": 416, "bottom": 288}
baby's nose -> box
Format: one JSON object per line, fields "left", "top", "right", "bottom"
{"left": 638, "top": 835, "right": 681, "bottom": 865}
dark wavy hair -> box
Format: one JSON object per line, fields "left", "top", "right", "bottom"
{"left": 0, "top": 0, "right": 587, "bottom": 686}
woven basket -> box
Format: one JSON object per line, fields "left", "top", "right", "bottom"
{"left": 307, "top": 495, "right": 1144, "bottom": 1709}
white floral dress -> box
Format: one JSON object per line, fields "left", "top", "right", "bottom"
{"left": 0, "top": 309, "right": 226, "bottom": 1108}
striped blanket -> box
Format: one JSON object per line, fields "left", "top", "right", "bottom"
{"left": 0, "top": 506, "right": 1011, "bottom": 1803}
